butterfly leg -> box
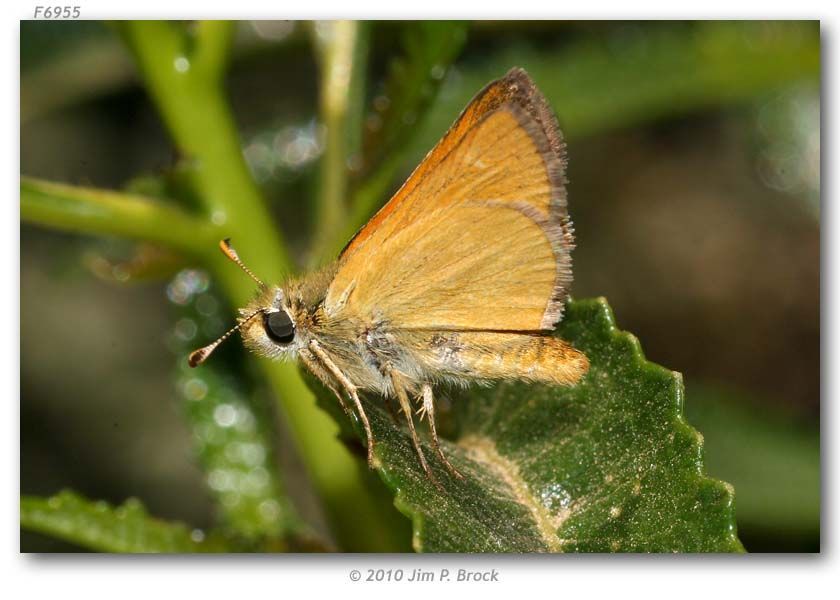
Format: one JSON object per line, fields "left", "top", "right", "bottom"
{"left": 387, "top": 367, "right": 438, "bottom": 487}
{"left": 308, "top": 339, "right": 376, "bottom": 468}
{"left": 420, "top": 384, "right": 464, "bottom": 480}
{"left": 299, "top": 348, "right": 353, "bottom": 421}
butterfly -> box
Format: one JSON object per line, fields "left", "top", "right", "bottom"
{"left": 189, "top": 67, "right": 589, "bottom": 484}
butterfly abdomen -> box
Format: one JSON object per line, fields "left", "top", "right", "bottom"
{"left": 417, "top": 331, "right": 589, "bottom": 386}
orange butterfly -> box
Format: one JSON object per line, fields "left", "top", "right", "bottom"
{"left": 190, "top": 68, "right": 589, "bottom": 483}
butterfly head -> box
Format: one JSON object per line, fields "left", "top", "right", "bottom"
{"left": 237, "top": 286, "right": 306, "bottom": 361}
{"left": 188, "top": 240, "right": 303, "bottom": 367}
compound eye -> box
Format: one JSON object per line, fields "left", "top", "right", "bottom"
{"left": 264, "top": 310, "right": 295, "bottom": 344}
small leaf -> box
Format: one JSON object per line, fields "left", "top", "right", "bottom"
{"left": 310, "top": 298, "right": 743, "bottom": 552}
{"left": 20, "top": 491, "right": 229, "bottom": 553}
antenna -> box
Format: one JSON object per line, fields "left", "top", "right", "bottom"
{"left": 219, "top": 238, "right": 266, "bottom": 288}
{"left": 188, "top": 309, "right": 264, "bottom": 367}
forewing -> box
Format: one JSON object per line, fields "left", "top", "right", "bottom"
{"left": 326, "top": 69, "right": 573, "bottom": 332}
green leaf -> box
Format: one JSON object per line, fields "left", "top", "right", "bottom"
{"left": 310, "top": 298, "right": 743, "bottom": 552}
{"left": 21, "top": 491, "right": 230, "bottom": 553}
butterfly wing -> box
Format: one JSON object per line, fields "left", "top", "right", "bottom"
{"left": 325, "top": 68, "right": 574, "bottom": 332}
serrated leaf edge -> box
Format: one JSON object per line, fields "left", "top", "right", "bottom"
{"left": 373, "top": 297, "right": 744, "bottom": 553}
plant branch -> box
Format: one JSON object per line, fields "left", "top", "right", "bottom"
{"left": 114, "top": 20, "right": 287, "bottom": 266}
{"left": 327, "top": 21, "right": 467, "bottom": 260}
{"left": 309, "top": 20, "right": 368, "bottom": 264}
{"left": 115, "top": 20, "right": 405, "bottom": 551}
{"left": 21, "top": 177, "right": 218, "bottom": 258}
{"left": 191, "top": 20, "right": 235, "bottom": 81}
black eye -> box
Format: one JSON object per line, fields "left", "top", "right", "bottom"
{"left": 264, "top": 310, "right": 295, "bottom": 344}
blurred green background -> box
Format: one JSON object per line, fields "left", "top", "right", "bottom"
{"left": 20, "top": 20, "right": 819, "bottom": 552}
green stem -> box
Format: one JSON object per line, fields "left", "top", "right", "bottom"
{"left": 115, "top": 21, "right": 283, "bottom": 254}
{"left": 20, "top": 177, "right": 218, "bottom": 258}
{"left": 116, "top": 20, "right": 403, "bottom": 551}
{"left": 325, "top": 21, "right": 467, "bottom": 260}
{"left": 309, "top": 20, "right": 367, "bottom": 265}
{"left": 191, "top": 20, "right": 235, "bottom": 78}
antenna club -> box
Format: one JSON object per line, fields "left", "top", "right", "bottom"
{"left": 220, "top": 238, "right": 239, "bottom": 260}
{"left": 188, "top": 308, "right": 265, "bottom": 367}
{"left": 188, "top": 348, "right": 209, "bottom": 368}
